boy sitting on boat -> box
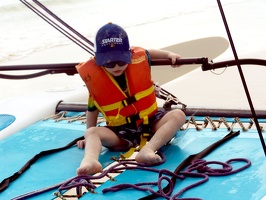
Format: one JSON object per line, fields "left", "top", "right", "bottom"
{"left": 76, "top": 22, "right": 186, "bottom": 175}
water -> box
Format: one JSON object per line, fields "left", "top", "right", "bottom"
{"left": 0, "top": 0, "right": 250, "bottom": 63}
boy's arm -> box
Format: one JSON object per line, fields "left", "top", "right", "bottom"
{"left": 86, "top": 109, "right": 99, "bottom": 129}
{"left": 77, "top": 109, "right": 99, "bottom": 149}
{"left": 148, "top": 49, "right": 181, "bottom": 66}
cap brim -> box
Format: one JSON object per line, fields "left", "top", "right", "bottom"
{"left": 96, "top": 50, "right": 132, "bottom": 66}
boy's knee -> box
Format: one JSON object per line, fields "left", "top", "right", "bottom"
{"left": 169, "top": 109, "right": 186, "bottom": 126}
{"left": 84, "top": 127, "right": 98, "bottom": 137}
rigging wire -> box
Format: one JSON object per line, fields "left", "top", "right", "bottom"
{"left": 217, "top": 0, "right": 266, "bottom": 156}
{"left": 210, "top": 67, "right": 227, "bottom": 75}
{"left": 20, "top": 0, "right": 94, "bottom": 56}
{"left": 32, "top": 0, "right": 94, "bottom": 47}
{"left": 209, "top": 60, "right": 227, "bottom": 75}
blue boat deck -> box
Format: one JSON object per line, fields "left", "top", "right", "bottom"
{"left": 1, "top": 112, "right": 266, "bottom": 199}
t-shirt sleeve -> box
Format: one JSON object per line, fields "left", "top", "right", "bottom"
{"left": 87, "top": 94, "right": 97, "bottom": 112}
{"left": 145, "top": 50, "right": 152, "bottom": 68}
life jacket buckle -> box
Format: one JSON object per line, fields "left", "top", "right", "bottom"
{"left": 142, "top": 132, "right": 151, "bottom": 138}
{"left": 126, "top": 114, "right": 140, "bottom": 124}
{"left": 122, "top": 95, "right": 137, "bottom": 106}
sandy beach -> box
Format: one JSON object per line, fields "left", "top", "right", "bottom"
{"left": 1, "top": 1, "right": 266, "bottom": 110}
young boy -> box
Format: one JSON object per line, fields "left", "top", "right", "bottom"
{"left": 76, "top": 22, "right": 186, "bottom": 175}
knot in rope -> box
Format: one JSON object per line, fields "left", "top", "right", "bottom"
{"left": 186, "top": 158, "right": 251, "bottom": 176}
{"left": 58, "top": 175, "right": 96, "bottom": 196}
{"left": 196, "top": 164, "right": 213, "bottom": 174}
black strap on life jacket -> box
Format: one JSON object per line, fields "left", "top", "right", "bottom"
{"left": 0, "top": 136, "right": 84, "bottom": 192}
{"left": 139, "top": 130, "right": 240, "bottom": 200}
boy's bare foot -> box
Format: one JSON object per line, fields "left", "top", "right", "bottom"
{"left": 77, "top": 157, "right": 102, "bottom": 175}
{"left": 135, "top": 147, "right": 162, "bottom": 164}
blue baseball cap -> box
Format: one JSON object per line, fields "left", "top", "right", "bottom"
{"left": 94, "top": 23, "right": 132, "bottom": 66}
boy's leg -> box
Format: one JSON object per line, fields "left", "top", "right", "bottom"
{"left": 135, "top": 109, "right": 186, "bottom": 164}
{"left": 77, "top": 126, "right": 128, "bottom": 175}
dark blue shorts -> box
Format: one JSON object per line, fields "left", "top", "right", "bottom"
{"left": 105, "top": 110, "right": 166, "bottom": 151}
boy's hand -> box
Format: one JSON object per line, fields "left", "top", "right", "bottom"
{"left": 168, "top": 52, "right": 182, "bottom": 67}
{"left": 77, "top": 139, "right": 86, "bottom": 149}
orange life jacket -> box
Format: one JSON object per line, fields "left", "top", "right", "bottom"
{"left": 76, "top": 47, "right": 158, "bottom": 127}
